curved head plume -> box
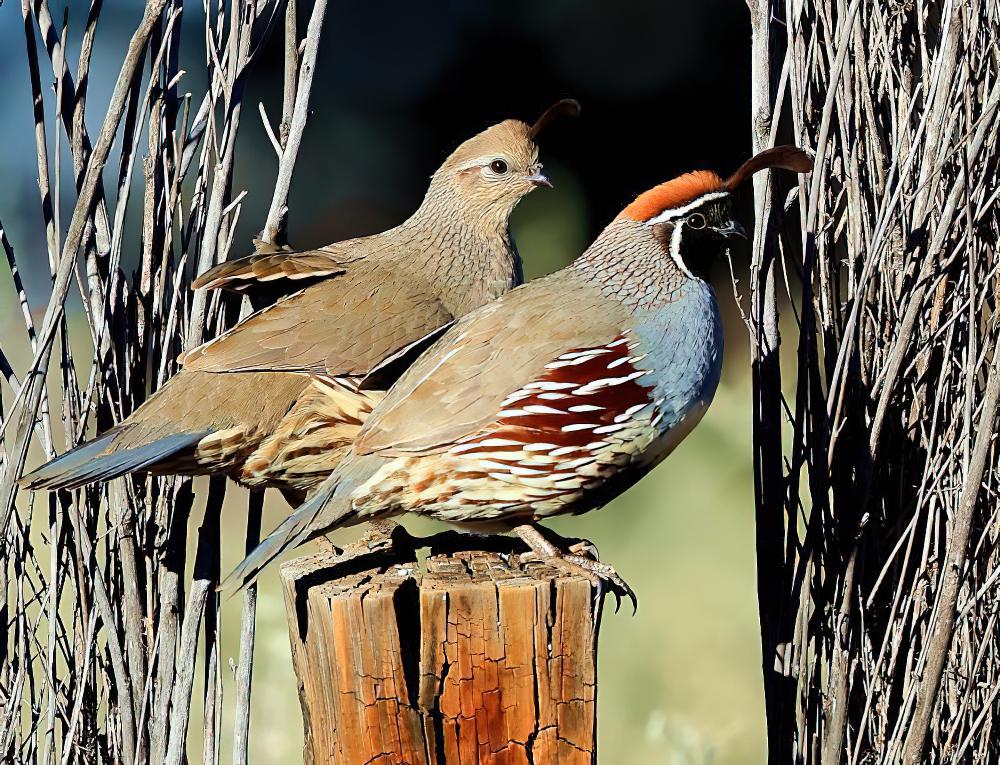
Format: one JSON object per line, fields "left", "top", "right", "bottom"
{"left": 723, "top": 145, "right": 814, "bottom": 190}
{"left": 605, "top": 145, "right": 812, "bottom": 283}
{"left": 441, "top": 99, "right": 582, "bottom": 174}
{"left": 619, "top": 145, "right": 813, "bottom": 223}
{"left": 527, "top": 98, "right": 582, "bottom": 141}
{"left": 431, "top": 100, "right": 581, "bottom": 219}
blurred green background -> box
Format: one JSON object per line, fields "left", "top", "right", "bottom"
{"left": 1, "top": 0, "right": 765, "bottom": 761}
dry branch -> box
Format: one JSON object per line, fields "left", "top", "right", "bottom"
{"left": 0, "top": 2, "right": 322, "bottom": 762}
{"left": 746, "top": 1, "right": 1000, "bottom": 761}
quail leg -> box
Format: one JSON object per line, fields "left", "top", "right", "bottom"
{"left": 508, "top": 522, "right": 600, "bottom": 560}
{"left": 514, "top": 523, "right": 637, "bottom": 614}
{"left": 547, "top": 529, "right": 601, "bottom": 561}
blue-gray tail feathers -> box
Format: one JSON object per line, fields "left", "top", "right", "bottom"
{"left": 219, "top": 471, "right": 356, "bottom": 593}
{"left": 19, "top": 430, "right": 210, "bottom": 491}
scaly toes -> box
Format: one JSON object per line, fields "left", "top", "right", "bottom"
{"left": 327, "top": 519, "right": 408, "bottom": 564}
{"left": 360, "top": 519, "right": 405, "bottom": 553}
{"left": 561, "top": 554, "right": 638, "bottom": 615}
{"left": 316, "top": 536, "right": 342, "bottom": 555}
{"left": 519, "top": 550, "right": 637, "bottom": 615}
{"left": 567, "top": 538, "right": 600, "bottom": 561}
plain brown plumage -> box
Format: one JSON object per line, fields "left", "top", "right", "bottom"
{"left": 20, "top": 101, "right": 581, "bottom": 503}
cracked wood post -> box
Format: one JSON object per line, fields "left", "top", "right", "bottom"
{"left": 280, "top": 548, "right": 602, "bottom": 764}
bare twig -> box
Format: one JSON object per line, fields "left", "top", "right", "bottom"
{"left": 260, "top": 0, "right": 328, "bottom": 246}
{"left": 232, "top": 490, "right": 263, "bottom": 765}
{"left": 2, "top": 2, "right": 299, "bottom": 762}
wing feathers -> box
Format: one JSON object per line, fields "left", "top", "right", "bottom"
{"left": 192, "top": 240, "right": 354, "bottom": 293}
{"left": 182, "top": 269, "right": 455, "bottom": 377}
{"left": 354, "top": 278, "right": 630, "bottom": 456}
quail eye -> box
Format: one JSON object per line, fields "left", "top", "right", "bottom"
{"left": 489, "top": 159, "right": 509, "bottom": 175}
{"left": 687, "top": 212, "right": 707, "bottom": 229}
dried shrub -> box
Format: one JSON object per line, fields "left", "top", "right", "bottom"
{"left": 747, "top": 0, "right": 1000, "bottom": 761}
{"left": 0, "top": 1, "right": 324, "bottom": 762}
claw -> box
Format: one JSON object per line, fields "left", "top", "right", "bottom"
{"left": 318, "top": 519, "right": 412, "bottom": 570}
{"left": 562, "top": 553, "right": 637, "bottom": 614}
{"left": 316, "top": 536, "right": 342, "bottom": 555}
{"left": 513, "top": 524, "right": 637, "bottom": 616}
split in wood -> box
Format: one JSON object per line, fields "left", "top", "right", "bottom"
{"left": 281, "top": 544, "right": 605, "bottom": 764}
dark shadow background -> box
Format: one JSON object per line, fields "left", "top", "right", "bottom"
{"left": 244, "top": 0, "right": 753, "bottom": 257}
{"left": 0, "top": 0, "right": 754, "bottom": 288}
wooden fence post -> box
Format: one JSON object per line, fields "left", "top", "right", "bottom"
{"left": 280, "top": 543, "right": 602, "bottom": 764}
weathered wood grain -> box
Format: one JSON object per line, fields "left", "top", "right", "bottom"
{"left": 281, "top": 549, "right": 601, "bottom": 764}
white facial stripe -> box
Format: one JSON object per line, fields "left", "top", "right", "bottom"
{"left": 455, "top": 156, "right": 504, "bottom": 172}
{"left": 646, "top": 191, "right": 730, "bottom": 224}
{"left": 669, "top": 219, "right": 695, "bottom": 279}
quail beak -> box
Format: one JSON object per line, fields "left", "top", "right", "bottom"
{"left": 716, "top": 220, "right": 747, "bottom": 239}
{"left": 526, "top": 164, "right": 553, "bottom": 188}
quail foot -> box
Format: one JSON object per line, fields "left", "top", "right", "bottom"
{"left": 222, "top": 146, "right": 812, "bottom": 600}
{"left": 20, "top": 101, "right": 580, "bottom": 502}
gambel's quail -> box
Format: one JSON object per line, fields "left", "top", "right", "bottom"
{"left": 21, "top": 101, "right": 580, "bottom": 504}
{"left": 223, "top": 146, "right": 813, "bottom": 598}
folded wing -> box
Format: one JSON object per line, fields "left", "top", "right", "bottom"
{"left": 353, "top": 276, "right": 632, "bottom": 456}
{"left": 182, "top": 261, "right": 455, "bottom": 377}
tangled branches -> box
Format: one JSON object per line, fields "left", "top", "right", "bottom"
{"left": 749, "top": 0, "right": 1000, "bottom": 761}
{"left": 0, "top": 1, "right": 323, "bottom": 762}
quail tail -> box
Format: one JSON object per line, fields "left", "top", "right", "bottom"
{"left": 219, "top": 459, "right": 373, "bottom": 593}
{"left": 19, "top": 430, "right": 210, "bottom": 491}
